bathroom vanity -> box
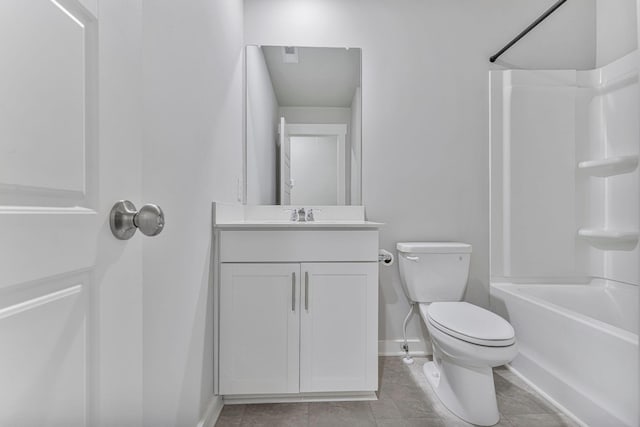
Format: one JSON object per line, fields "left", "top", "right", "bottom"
{"left": 212, "top": 203, "right": 382, "bottom": 402}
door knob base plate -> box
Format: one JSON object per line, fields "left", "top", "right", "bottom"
{"left": 110, "top": 200, "right": 138, "bottom": 240}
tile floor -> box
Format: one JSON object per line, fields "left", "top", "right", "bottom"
{"left": 215, "top": 356, "right": 579, "bottom": 427}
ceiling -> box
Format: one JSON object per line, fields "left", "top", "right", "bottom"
{"left": 262, "top": 46, "right": 361, "bottom": 108}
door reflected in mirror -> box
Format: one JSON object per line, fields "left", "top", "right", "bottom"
{"left": 245, "top": 45, "right": 362, "bottom": 206}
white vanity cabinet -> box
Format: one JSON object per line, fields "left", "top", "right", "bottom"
{"left": 215, "top": 226, "right": 380, "bottom": 401}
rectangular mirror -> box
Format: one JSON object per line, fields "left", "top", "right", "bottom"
{"left": 245, "top": 45, "right": 362, "bottom": 205}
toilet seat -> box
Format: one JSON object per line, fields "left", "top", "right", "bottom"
{"left": 421, "top": 302, "right": 515, "bottom": 347}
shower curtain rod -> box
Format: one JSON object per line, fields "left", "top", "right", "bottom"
{"left": 489, "top": 0, "right": 568, "bottom": 63}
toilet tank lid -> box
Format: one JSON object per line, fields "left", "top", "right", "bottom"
{"left": 396, "top": 242, "right": 472, "bottom": 254}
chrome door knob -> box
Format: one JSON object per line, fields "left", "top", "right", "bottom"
{"left": 134, "top": 204, "right": 164, "bottom": 236}
{"left": 110, "top": 200, "right": 165, "bottom": 240}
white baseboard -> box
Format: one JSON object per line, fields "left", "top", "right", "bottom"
{"left": 197, "top": 395, "right": 224, "bottom": 427}
{"left": 378, "top": 339, "right": 431, "bottom": 356}
{"left": 223, "top": 391, "right": 376, "bottom": 405}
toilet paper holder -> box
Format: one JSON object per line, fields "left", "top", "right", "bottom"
{"left": 378, "top": 249, "right": 395, "bottom": 266}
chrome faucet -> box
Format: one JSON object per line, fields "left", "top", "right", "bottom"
{"left": 284, "top": 207, "right": 318, "bottom": 222}
{"left": 297, "top": 207, "right": 306, "bottom": 222}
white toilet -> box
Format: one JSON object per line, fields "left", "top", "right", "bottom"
{"left": 397, "top": 242, "right": 517, "bottom": 426}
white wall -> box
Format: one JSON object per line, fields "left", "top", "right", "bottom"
{"left": 245, "top": 0, "right": 596, "bottom": 344}
{"left": 279, "top": 106, "right": 352, "bottom": 125}
{"left": 246, "top": 46, "right": 279, "bottom": 205}
{"left": 141, "top": 0, "right": 243, "bottom": 425}
{"left": 596, "top": 0, "right": 638, "bottom": 67}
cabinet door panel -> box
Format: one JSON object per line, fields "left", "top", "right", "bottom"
{"left": 220, "top": 263, "right": 300, "bottom": 394}
{"left": 300, "top": 263, "right": 378, "bottom": 392}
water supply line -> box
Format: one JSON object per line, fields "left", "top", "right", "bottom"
{"left": 378, "top": 249, "right": 412, "bottom": 363}
{"left": 401, "top": 303, "right": 415, "bottom": 365}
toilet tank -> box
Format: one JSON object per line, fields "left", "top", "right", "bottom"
{"left": 396, "top": 242, "right": 472, "bottom": 303}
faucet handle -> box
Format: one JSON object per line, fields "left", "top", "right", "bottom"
{"left": 283, "top": 208, "right": 298, "bottom": 221}
{"left": 306, "top": 208, "right": 321, "bottom": 222}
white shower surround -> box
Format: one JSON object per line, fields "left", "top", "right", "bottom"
{"left": 490, "top": 52, "right": 639, "bottom": 284}
{"left": 490, "top": 51, "right": 639, "bottom": 426}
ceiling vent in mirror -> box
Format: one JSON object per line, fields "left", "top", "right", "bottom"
{"left": 282, "top": 46, "right": 299, "bottom": 64}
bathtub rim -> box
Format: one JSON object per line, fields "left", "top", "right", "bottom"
{"left": 490, "top": 279, "right": 638, "bottom": 345}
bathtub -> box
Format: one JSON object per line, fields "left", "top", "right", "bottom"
{"left": 490, "top": 279, "right": 638, "bottom": 427}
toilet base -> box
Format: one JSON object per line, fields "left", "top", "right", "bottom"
{"left": 423, "top": 358, "right": 500, "bottom": 426}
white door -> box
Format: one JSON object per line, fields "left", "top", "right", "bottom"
{"left": 300, "top": 263, "right": 378, "bottom": 392}
{"left": 290, "top": 135, "right": 339, "bottom": 205}
{"left": 0, "top": 1, "right": 143, "bottom": 425}
{"left": 286, "top": 123, "right": 347, "bottom": 206}
{"left": 279, "top": 117, "right": 292, "bottom": 204}
{"left": 219, "top": 263, "right": 300, "bottom": 394}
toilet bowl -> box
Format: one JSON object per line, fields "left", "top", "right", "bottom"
{"left": 420, "top": 302, "right": 517, "bottom": 426}
{"left": 396, "top": 242, "right": 517, "bottom": 426}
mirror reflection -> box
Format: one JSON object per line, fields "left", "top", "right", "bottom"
{"left": 245, "top": 45, "right": 362, "bottom": 205}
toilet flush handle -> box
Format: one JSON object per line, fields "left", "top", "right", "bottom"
{"left": 405, "top": 255, "right": 420, "bottom": 262}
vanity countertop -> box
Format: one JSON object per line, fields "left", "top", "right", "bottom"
{"left": 214, "top": 220, "right": 383, "bottom": 229}
{"left": 212, "top": 203, "right": 382, "bottom": 229}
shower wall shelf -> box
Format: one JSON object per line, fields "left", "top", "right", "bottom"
{"left": 578, "top": 228, "right": 639, "bottom": 248}
{"left": 577, "top": 155, "right": 638, "bottom": 177}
